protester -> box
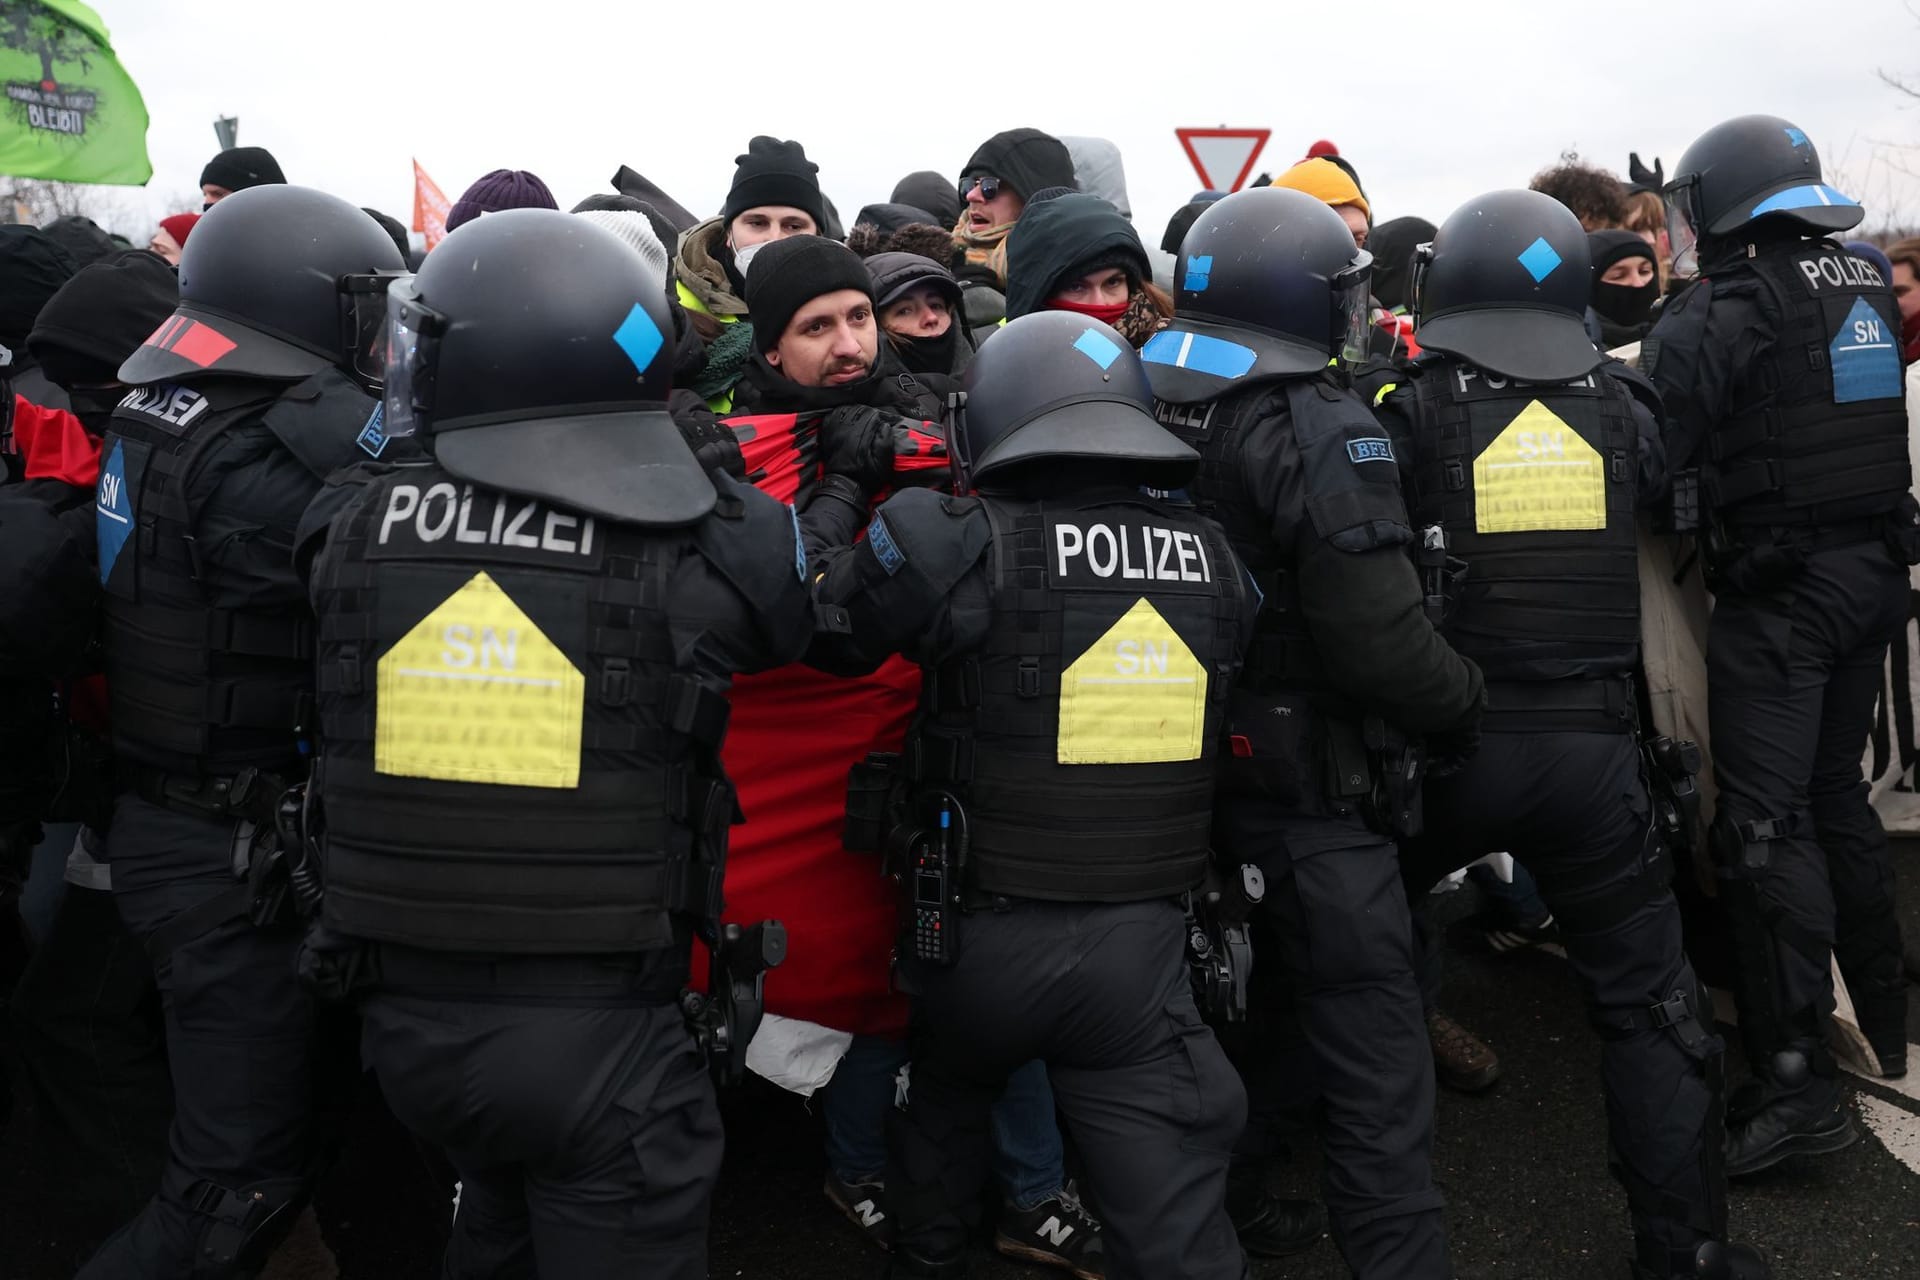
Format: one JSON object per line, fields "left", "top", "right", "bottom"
{"left": 198, "top": 145, "right": 285, "bottom": 208}
{"left": 892, "top": 169, "right": 961, "bottom": 229}
{"left": 951, "top": 128, "right": 1079, "bottom": 330}
{"left": 1589, "top": 228, "right": 1662, "bottom": 348}
{"left": 865, "top": 251, "right": 972, "bottom": 381}
{"left": 1271, "top": 158, "right": 1371, "bottom": 249}
{"left": 1002, "top": 192, "right": 1170, "bottom": 348}
{"left": 444, "top": 167, "right": 557, "bottom": 231}
{"left": 1530, "top": 155, "right": 1630, "bottom": 231}
{"left": 670, "top": 137, "right": 827, "bottom": 413}
{"left": 1887, "top": 236, "right": 1920, "bottom": 365}
{"left": 146, "top": 212, "right": 198, "bottom": 265}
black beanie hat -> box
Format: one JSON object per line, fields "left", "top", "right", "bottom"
{"left": 29, "top": 250, "right": 180, "bottom": 387}
{"left": 721, "top": 137, "right": 826, "bottom": 231}
{"left": 891, "top": 170, "right": 962, "bottom": 228}
{"left": 744, "top": 235, "right": 874, "bottom": 353}
{"left": 960, "top": 128, "right": 1078, "bottom": 204}
{"left": 0, "top": 224, "right": 77, "bottom": 352}
{"left": 199, "top": 146, "right": 286, "bottom": 193}
{"left": 1588, "top": 228, "right": 1657, "bottom": 277}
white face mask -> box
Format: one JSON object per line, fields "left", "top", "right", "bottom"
{"left": 732, "top": 240, "right": 768, "bottom": 280}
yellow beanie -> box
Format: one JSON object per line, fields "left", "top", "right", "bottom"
{"left": 1273, "top": 158, "right": 1370, "bottom": 220}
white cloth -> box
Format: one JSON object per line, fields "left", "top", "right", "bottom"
{"left": 744, "top": 1013, "right": 854, "bottom": 1097}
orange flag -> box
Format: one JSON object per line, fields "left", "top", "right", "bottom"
{"left": 411, "top": 159, "right": 450, "bottom": 251}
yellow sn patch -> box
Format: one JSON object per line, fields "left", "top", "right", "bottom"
{"left": 375, "top": 570, "right": 585, "bottom": 788}
{"left": 1058, "top": 598, "right": 1208, "bottom": 765}
{"left": 1472, "top": 400, "right": 1606, "bottom": 534}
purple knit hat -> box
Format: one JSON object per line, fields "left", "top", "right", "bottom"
{"left": 445, "top": 169, "right": 558, "bottom": 231}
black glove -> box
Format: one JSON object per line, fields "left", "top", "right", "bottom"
{"left": 818, "top": 404, "right": 940, "bottom": 494}
{"left": 675, "top": 405, "right": 747, "bottom": 480}
{"left": 1425, "top": 715, "right": 1482, "bottom": 779}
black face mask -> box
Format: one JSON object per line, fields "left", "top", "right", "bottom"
{"left": 65, "top": 385, "right": 127, "bottom": 436}
{"left": 1593, "top": 277, "right": 1660, "bottom": 328}
{"left": 891, "top": 325, "right": 960, "bottom": 378}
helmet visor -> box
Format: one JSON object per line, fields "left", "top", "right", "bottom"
{"left": 340, "top": 270, "right": 409, "bottom": 391}
{"left": 1332, "top": 250, "right": 1374, "bottom": 367}
{"left": 1408, "top": 242, "right": 1436, "bottom": 327}
{"left": 1664, "top": 180, "right": 1702, "bottom": 280}
{"left": 381, "top": 277, "right": 445, "bottom": 439}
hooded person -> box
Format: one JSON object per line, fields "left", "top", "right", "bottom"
{"left": 0, "top": 225, "right": 79, "bottom": 426}
{"left": 866, "top": 251, "right": 972, "bottom": 384}
{"left": 671, "top": 137, "right": 828, "bottom": 414}
{"left": 444, "top": 168, "right": 558, "bottom": 232}
{"left": 1588, "top": 229, "right": 1661, "bottom": 350}
{"left": 1362, "top": 215, "right": 1437, "bottom": 363}
{"left": 951, "top": 128, "right": 1079, "bottom": 329}
{"left": 40, "top": 217, "right": 119, "bottom": 268}
{"left": 845, "top": 204, "right": 955, "bottom": 265}
{"left": 1002, "top": 192, "right": 1170, "bottom": 349}
{"left": 198, "top": 146, "right": 285, "bottom": 208}
{"left": 891, "top": 170, "right": 961, "bottom": 230}
{"left": 361, "top": 207, "right": 414, "bottom": 267}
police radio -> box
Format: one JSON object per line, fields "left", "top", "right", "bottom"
{"left": 908, "top": 789, "right": 968, "bottom": 966}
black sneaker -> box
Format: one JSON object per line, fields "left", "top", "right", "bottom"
{"left": 1724, "top": 1077, "right": 1857, "bottom": 1178}
{"left": 824, "top": 1172, "right": 894, "bottom": 1251}
{"left": 994, "top": 1189, "right": 1104, "bottom": 1279}
{"left": 1478, "top": 911, "right": 1559, "bottom": 954}
{"left": 1227, "top": 1188, "right": 1326, "bottom": 1258}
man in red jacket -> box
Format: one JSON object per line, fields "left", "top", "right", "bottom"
{"left": 698, "top": 236, "right": 1106, "bottom": 1277}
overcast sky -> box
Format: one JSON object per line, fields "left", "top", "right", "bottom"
{"left": 94, "top": 0, "right": 1920, "bottom": 242}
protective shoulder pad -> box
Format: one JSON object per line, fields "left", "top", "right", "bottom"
{"left": 260, "top": 366, "right": 382, "bottom": 479}
{"left": 880, "top": 486, "right": 990, "bottom": 589}
{"left": 1640, "top": 278, "right": 1715, "bottom": 386}
{"left": 1599, "top": 357, "right": 1666, "bottom": 424}
{"left": 1283, "top": 374, "right": 1413, "bottom": 553}
{"left": 695, "top": 470, "right": 809, "bottom": 603}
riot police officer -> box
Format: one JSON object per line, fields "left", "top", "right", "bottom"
{"left": 1377, "top": 189, "right": 1765, "bottom": 1280}
{"left": 1648, "top": 116, "right": 1915, "bottom": 1174}
{"left": 298, "top": 209, "right": 812, "bottom": 1277}
{"left": 80, "top": 186, "right": 405, "bottom": 1278}
{"left": 800, "top": 311, "right": 1256, "bottom": 1280}
{"left": 1146, "top": 186, "right": 1482, "bottom": 1278}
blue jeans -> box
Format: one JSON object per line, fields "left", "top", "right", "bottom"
{"left": 823, "top": 1038, "right": 1063, "bottom": 1208}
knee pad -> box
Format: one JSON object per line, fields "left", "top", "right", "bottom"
{"left": 187, "top": 1177, "right": 304, "bottom": 1277}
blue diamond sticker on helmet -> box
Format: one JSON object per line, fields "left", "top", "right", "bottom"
{"left": 1073, "top": 328, "right": 1122, "bottom": 370}
{"left": 1784, "top": 125, "right": 1809, "bottom": 147}
{"left": 1517, "top": 236, "right": 1563, "bottom": 283}
{"left": 1186, "top": 255, "right": 1213, "bottom": 291}
{"left": 612, "top": 303, "right": 664, "bottom": 375}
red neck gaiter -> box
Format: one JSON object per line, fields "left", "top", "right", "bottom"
{"left": 1046, "top": 297, "right": 1129, "bottom": 325}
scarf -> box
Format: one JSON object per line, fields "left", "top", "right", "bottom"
{"left": 951, "top": 216, "right": 1014, "bottom": 286}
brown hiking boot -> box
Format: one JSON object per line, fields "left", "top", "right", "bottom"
{"left": 1429, "top": 1009, "right": 1501, "bottom": 1093}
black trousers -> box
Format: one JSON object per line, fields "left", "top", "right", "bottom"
{"left": 1216, "top": 802, "right": 1451, "bottom": 1280}
{"left": 10, "top": 882, "right": 173, "bottom": 1238}
{"left": 1404, "top": 724, "right": 1725, "bottom": 1278}
{"left": 359, "top": 982, "right": 720, "bottom": 1280}
{"left": 1707, "top": 541, "right": 1909, "bottom": 1070}
{"left": 80, "top": 795, "right": 322, "bottom": 1279}
{"left": 887, "top": 898, "right": 1248, "bottom": 1280}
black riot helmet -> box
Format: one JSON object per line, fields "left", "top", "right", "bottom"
{"left": 1664, "top": 115, "right": 1861, "bottom": 276}
{"left": 955, "top": 311, "right": 1197, "bottom": 492}
{"left": 1144, "top": 186, "right": 1372, "bottom": 406}
{"left": 119, "top": 185, "right": 406, "bottom": 390}
{"left": 384, "top": 208, "right": 713, "bottom": 526}
{"left": 1411, "top": 189, "right": 1600, "bottom": 383}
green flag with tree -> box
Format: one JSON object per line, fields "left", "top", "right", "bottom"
{"left": 0, "top": 0, "right": 148, "bottom": 185}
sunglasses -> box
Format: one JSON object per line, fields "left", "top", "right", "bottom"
{"left": 960, "top": 175, "right": 1005, "bottom": 202}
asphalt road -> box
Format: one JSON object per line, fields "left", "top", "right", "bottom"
{"left": 6, "top": 848, "right": 1920, "bottom": 1279}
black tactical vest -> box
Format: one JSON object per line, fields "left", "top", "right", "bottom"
{"left": 97, "top": 379, "right": 312, "bottom": 776}
{"left": 1405, "top": 361, "right": 1641, "bottom": 681}
{"left": 309, "top": 462, "right": 737, "bottom": 955}
{"left": 1706, "top": 241, "right": 1909, "bottom": 525}
{"left": 1153, "top": 375, "right": 1355, "bottom": 695}
{"left": 907, "top": 489, "right": 1245, "bottom": 902}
